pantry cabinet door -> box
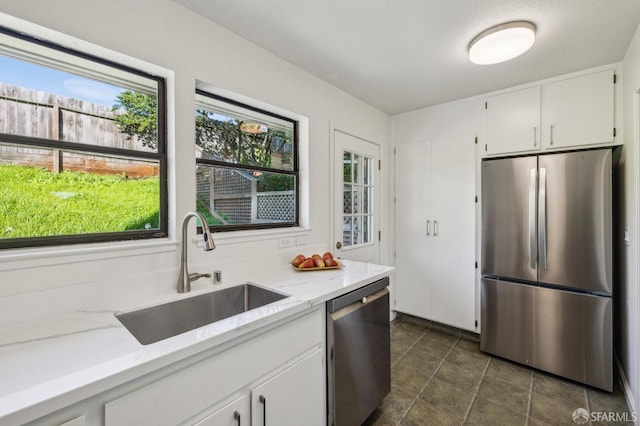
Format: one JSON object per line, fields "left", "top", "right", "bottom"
{"left": 430, "top": 135, "right": 476, "bottom": 330}
{"left": 485, "top": 86, "right": 541, "bottom": 156}
{"left": 541, "top": 69, "right": 615, "bottom": 149}
{"left": 394, "top": 141, "right": 432, "bottom": 319}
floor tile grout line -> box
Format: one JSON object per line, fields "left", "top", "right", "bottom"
{"left": 396, "top": 328, "right": 458, "bottom": 425}
{"left": 525, "top": 369, "right": 534, "bottom": 425}
{"left": 462, "top": 346, "right": 491, "bottom": 423}
{"left": 389, "top": 327, "right": 430, "bottom": 425}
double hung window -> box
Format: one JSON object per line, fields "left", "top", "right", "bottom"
{"left": 194, "top": 91, "right": 298, "bottom": 231}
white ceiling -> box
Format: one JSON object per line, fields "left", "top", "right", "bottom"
{"left": 174, "top": 0, "right": 640, "bottom": 115}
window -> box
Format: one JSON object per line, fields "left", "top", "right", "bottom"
{"left": 342, "top": 151, "right": 374, "bottom": 247}
{"left": 195, "top": 91, "right": 298, "bottom": 231}
{"left": 0, "top": 28, "right": 167, "bottom": 249}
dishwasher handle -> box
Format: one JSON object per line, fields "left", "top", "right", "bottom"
{"left": 326, "top": 277, "right": 389, "bottom": 313}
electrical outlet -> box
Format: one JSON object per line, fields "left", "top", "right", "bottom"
{"left": 279, "top": 237, "right": 293, "bottom": 248}
{"left": 296, "top": 235, "right": 307, "bottom": 246}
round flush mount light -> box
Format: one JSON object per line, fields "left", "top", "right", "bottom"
{"left": 468, "top": 21, "right": 536, "bottom": 65}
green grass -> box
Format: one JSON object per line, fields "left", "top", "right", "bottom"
{"left": 0, "top": 164, "right": 160, "bottom": 239}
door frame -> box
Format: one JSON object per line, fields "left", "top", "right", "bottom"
{"left": 329, "top": 123, "right": 381, "bottom": 263}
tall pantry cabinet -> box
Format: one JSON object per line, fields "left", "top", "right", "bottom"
{"left": 394, "top": 135, "right": 476, "bottom": 331}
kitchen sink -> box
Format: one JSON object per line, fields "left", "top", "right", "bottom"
{"left": 115, "top": 283, "right": 289, "bottom": 345}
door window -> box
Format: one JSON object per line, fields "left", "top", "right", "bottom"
{"left": 342, "top": 151, "right": 373, "bottom": 247}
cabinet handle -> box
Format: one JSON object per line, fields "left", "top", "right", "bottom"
{"left": 426, "top": 220, "right": 431, "bottom": 236}
{"left": 234, "top": 411, "right": 241, "bottom": 426}
{"left": 434, "top": 220, "right": 438, "bottom": 236}
{"left": 259, "top": 395, "right": 266, "bottom": 426}
{"left": 550, "top": 124, "right": 554, "bottom": 145}
{"left": 533, "top": 126, "right": 537, "bottom": 147}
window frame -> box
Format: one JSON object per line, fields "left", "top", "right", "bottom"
{"left": 0, "top": 26, "right": 168, "bottom": 249}
{"left": 195, "top": 90, "right": 299, "bottom": 232}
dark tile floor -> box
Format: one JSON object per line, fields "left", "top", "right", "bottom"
{"left": 363, "top": 316, "right": 633, "bottom": 426}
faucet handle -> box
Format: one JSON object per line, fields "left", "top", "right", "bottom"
{"left": 188, "top": 272, "right": 211, "bottom": 283}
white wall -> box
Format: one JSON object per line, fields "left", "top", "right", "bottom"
{"left": 621, "top": 22, "right": 640, "bottom": 418}
{"left": 0, "top": 1, "right": 391, "bottom": 319}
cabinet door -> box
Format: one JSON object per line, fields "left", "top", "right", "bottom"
{"left": 486, "top": 86, "right": 541, "bottom": 156}
{"left": 251, "top": 350, "right": 323, "bottom": 426}
{"left": 193, "top": 395, "right": 248, "bottom": 426}
{"left": 59, "top": 417, "right": 86, "bottom": 426}
{"left": 394, "top": 141, "right": 432, "bottom": 318}
{"left": 430, "top": 136, "right": 476, "bottom": 330}
{"left": 541, "top": 69, "right": 614, "bottom": 149}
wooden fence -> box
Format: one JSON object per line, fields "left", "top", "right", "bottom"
{"left": 0, "top": 83, "right": 157, "bottom": 178}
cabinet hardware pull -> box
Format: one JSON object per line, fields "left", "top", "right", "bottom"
{"left": 550, "top": 124, "right": 554, "bottom": 145}
{"left": 434, "top": 220, "right": 438, "bottom": 236}
{"left": 259, "top": 395, "right": 266, "bottom": 426}
{"left": 234, "top": 410, "right": 241, "bottom": 426}
{"left": 533, "top": 126, "right": 537, "bottom": 147}
{"left": 426, "top": 220, "right": 431, "bottom": 236}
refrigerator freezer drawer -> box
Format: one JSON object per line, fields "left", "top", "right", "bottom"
{"left": 481, "top": 278, "right": 612, "bottom": 391}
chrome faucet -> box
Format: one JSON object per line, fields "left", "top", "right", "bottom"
{"left": 178, "top": 211, "right": 215, "bottom": 293}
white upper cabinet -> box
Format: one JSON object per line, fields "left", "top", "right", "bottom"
{"left": 484, "top": 68, "right": 616, "bottom": 157}
{"left": 541, "top": 69, "right": 615, "bottom": 149}
{"left": 486, "top": 86, "right": 541, "bottom": 155}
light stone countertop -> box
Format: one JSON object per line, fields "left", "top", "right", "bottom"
{"left": 0, "top": 259, "right": 394, "bottom": 425}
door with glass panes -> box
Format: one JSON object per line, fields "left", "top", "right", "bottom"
{"left": 333, "top": 130, "right": 380, "bottom": 263}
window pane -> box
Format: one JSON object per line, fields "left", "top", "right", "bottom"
{"left": 343, "top": 184, "right": 352, "bottom": 214}
{"left": 195, "top": 103, "right": 294, "bottom": 171}
{"left": 364, "top": 185, "right": 373, "bottom": 214}
{"left": 196, "top": 164, "right": 296, "bottom": 226}
{"left": 353, "top": 216, "right": 361, "bottom": 245}
{"left": 363, "top": 215, "right": 370, "bottom": 243}
{"left": 354, "top": 185, "right": 363, "bottom": 214}
{"left": 342, "top": 216, "right": 352, "bottom": 247}
{"left": 343, "top": 151, "right": 352, "bottom": 183}
{"left": 353, "top": 154, "right": 360, "bottom": 183}
{"left": 364, "top": 157, "right": 372, "bottom": 185}
{"left": 0, "top": 143, "right": 160, "bottom": 239}
{"left": 0, "top": 55, "right": 159, "bottom": 153}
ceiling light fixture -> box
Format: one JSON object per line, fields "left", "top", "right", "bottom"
{"left": 468, "top": 21, "right": 536, "bottom": 65}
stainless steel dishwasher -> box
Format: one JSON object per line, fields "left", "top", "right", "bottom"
{"left": 327, "top": 277, "right": 390, "bottom": 426}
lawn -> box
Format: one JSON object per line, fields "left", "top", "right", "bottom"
{"left": 0, "top": 164, "right": 160, "bottom": 238}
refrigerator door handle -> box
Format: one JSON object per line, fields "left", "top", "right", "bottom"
{"left": 528, "top": 168, "right": 537, "bottom": 269}
{"left": 539, "top": 167, "right": 548, "bottom": 270}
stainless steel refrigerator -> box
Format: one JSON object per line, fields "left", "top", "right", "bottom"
{"left": 481, "top": 148, "right": 612, "bottom": 391}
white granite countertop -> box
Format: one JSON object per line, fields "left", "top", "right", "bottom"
{"left": 0, "top": 259, "right": 394, "bottom": 425}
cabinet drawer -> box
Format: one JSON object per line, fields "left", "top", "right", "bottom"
{"left": 105, "top": 309, "right": 322, "bottom": 426}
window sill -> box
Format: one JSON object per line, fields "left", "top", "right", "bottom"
{"left": 194, "top": 227, "right": 311, "bottom": 247}
{"left": 0, "top": 239, "right": 178, "bottom": 272}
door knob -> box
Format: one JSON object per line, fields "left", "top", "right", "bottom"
{"left": 336, "top": 241, "right": 342, "bottom": 249}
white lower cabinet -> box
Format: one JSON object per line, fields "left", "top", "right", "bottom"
{"left": 193, "top": 395, "right": 248, "bottom": 426}
{"left": 250, "top": 350, "right": 323, "bottom": 426}
{"left": 192, "top": 349, "right": 323, "bottom": 426}
{"left": 59, "top": 416, "right": 86, "bottom": 426}
{"left": 104, "top": 309, "right": 323, "bottom": 426}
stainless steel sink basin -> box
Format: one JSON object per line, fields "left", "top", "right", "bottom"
{"left": 115, "top": 283, "right": 289, "bottom": 345}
